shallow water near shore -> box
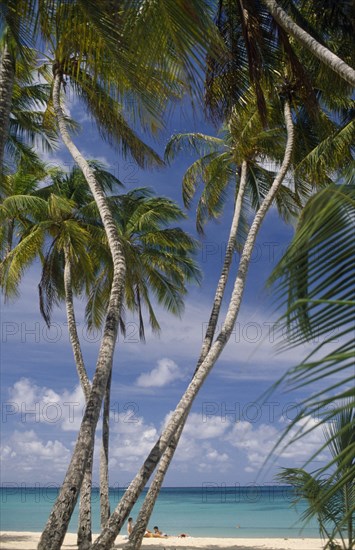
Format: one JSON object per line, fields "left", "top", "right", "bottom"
{"left": 0, "top": 485, "right": 319, "bottom": 537}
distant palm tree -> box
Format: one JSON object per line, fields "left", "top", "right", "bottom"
{"left": 1, "top": 160, "right": 122, "bottom": 549}
{"left": 0, "top": 164, "right": 200, "bottom": 548}
{"left": 90, "top": 187, "right": 201, "bottom": 531}
{"left": 0, "top": 20, "right": 61, "bottom": 174}
{"left": 278, "top": 405, "right": 354, "bottom": 550}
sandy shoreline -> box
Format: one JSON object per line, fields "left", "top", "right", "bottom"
{"left": 0, "top": 532, "right": 325, "bottom": 550}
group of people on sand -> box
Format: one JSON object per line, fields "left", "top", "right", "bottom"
{"left": 127, "top": 517, "right": 189, "bottom": 539}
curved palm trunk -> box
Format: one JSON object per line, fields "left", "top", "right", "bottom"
{"left": 38, "top": 72, "right": 126, "bottom": 550}
{"left": 262, "top": 0, "right": 355, "bottom": 87}
{"left": 0, "top": 42, "right": 15, "bottom": 174}
{"left": 63, "top": 247, "right": 91, "bottom": 399}
{"left": 100, "top": 370, "right": 112, "bottom": 529}
{"left": 63, "top": 247, "right": 93, "bottom": 550}
{"left": 91, "top": 100, "right": 294, "bottom": 550}
{"left": 127, "top": 161, "right": 249, "bottom": 549}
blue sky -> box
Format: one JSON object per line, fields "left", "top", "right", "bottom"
{"left": 0, "top": 89, "right": 332, "bottom": 490}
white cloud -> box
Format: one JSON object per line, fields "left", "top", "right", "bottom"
{"left": 2, "top": 377, "right": 330, "bottom": 485}
{"left": 135, "top": 358, "right": 186, "bottom": 388}
{"left": 7, "top": 377, "right": 86, "bottom": 431}
{"left": 182, "top": 412, "right": 231, "bottom": 440}
{"left": 225, "top": 416, "right": 327, "bottom": 473}
{"left": 103, "top": 412, "right": 159, "bottom": 473}
{"left": 0, "top": 430, "right": 71, "bottom": 481}
{"left": 159, "top": 412, "right": 232, "bottom": 475}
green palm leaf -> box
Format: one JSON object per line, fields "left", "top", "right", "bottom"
{"left": 268, "top": 183, "right": 355, "bottom": 519}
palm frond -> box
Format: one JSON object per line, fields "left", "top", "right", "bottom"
{"left": 1, "top": 225, "right": 45, "bottom": 298}
{"left": 70, "top": 70, "right": 163, "bottom": 169}
{"left": 268, "top": 183, "right": 355, "bottom": 513}
{"left": 165, "top": 132, "right": 227, "bottom": 162}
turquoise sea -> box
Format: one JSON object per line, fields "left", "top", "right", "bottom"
{"left": 0, "top": 486, "right": 319, "bottom": 538}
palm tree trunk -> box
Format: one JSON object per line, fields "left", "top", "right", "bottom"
{"left": 63, "top": 247, "right": 93, "bottom": 550}
{"left": 38, "top": 72, "right": 126, "bottom": 550}
{"left": 3, "top": 218, "right": 14, "bottom": 259}
{"left": 91, "top": 100, "right": 294, "bottom": 550}
{"left": 77, "top": 447, "right": 94, "bottom": 550}
{"left": 63, "top": 246, "right": 91, "bottom": 399}
{"left": 100, "top": 370, "right": 112, "bottom": 529}
{"left": 199, "top": 160, "right": 248, "bottom": 365}
{"left": 262, "top": 0, "right": 355, "bottom": 87}
{"left": 127, "top": 161, "right": 249, "bottom": 550}
{"left": 126, "top": 422, "right": 184, "bottom": 550}
{"left": 0, "top": 42, "right": 15, "bottom": 174}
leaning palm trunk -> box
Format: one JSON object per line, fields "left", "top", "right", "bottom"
{"left": 199, "top": 160, "right": 248, "bottom": 364}
{"left": 100, "top": 370, "right": 112, "bottom": 528}
{"left": 127, "top": 420, "right": 185, "bottom": 549}
{"left": 91, "top": 100, "right": 294, "bottom": 550}
{"left": 77, "top": 449, "right": 94, "bottom": 550}
{"left": 0, "top": 42, "right": 15, "bottom": 175}
{"left": 38, "top": 72, "right": 126, "bottom": 550}
{"left": 63, "top": 247, "right": 93, "bottom": 550}
{"left": 261, "top": 0, "right": 355, "bottom": 87}
{"left": 127, "top": 161, "right": 249, "bottom": 549}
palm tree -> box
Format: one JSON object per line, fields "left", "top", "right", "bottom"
{"left": 104, "top": 61, "right": 350, "bottom": 547}
{"left": 277, "top": 405, "right": 354, "bottom": 549}
{"left": 0, "top": 162, "right": 118, "bottom": 549}
{"left": 90, "top": 92, "right": 295, "bottom": 550}
{"left": 84, "top": 187, "right": 201, "bottom": 530}
{"left": 0, "top": 35, "right": 16, "bottom": 173}
{"left": 126, "top": 84, "right": 312, "bottom": 549}
{"left": 33, "top": 164, "right": 119, "bottom": 550}
{"left": 0, "top": 18, "right": 62, "bottom": 174}
{"left": 36, "top": 3, "right": 218, "bottom": 546}
{"left": 261, "top": 0, "right": 355, "bottom": 86}
{"left": 0, "top": 155, "right": 47, "bottom": 260}
{"left": 0, "top": 163, "right": 200, "bottom": 548}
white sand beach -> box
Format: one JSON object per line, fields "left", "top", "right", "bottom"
{"left": 0, "top": 532, "right": 325, "bottom": 550}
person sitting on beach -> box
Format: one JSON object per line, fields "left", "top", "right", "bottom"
{"left": 178, "top": 533, "right": 189, "bottom": 538}
{"left": 153, "top": 526, "right": 168, "bottom": 537}
{"left": 143, "top": 525, "right": 168, "bottom": 538}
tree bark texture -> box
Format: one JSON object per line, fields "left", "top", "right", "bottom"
{"left": 38, "top": 72, "right": 126, "bottom": 550}
{"left": 126, "top": 424, "right": 183, "bottom": 550}
{"left": 63, "top": 247, "right": 91, "bottom": 400}
{"left": 100, "top": 370, "right": 112, "bottom": 529}
{"left": 77, "top": 447, "right": 94, "bottom": 550}
{"left": 64, "top": 247, "right": 93, "bottom": 549}
{"left": 91, "top": 100, "right": 294, "bottom": 550}
{"left": 0, "top": 42, "right": 15, "bottom": 174}
{"left": 198, "top": 160, "right": 248, "bottom": 366}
